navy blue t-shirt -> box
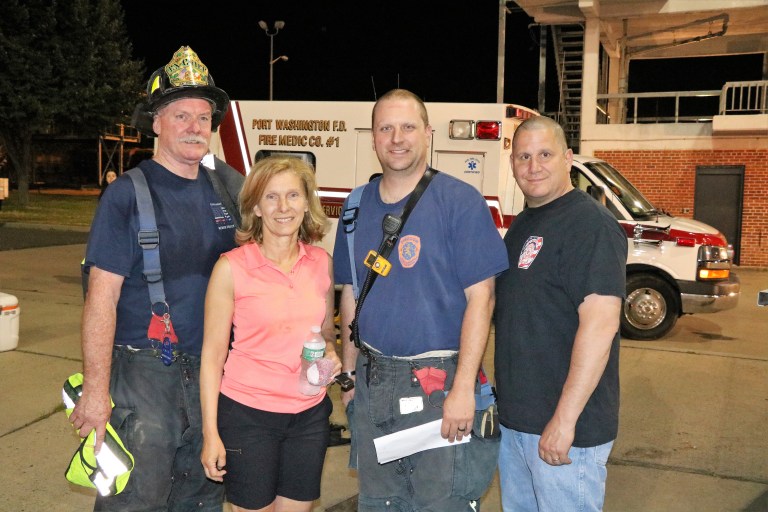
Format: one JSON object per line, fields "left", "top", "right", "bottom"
{"left": 333, "top": 172, "right": 508, "bottom": 356}
{"left": 85, "top": 160, "right": 238, "bottom": 355}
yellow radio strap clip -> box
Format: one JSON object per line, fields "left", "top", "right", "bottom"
{"left": 364, "top": 250, "right": 392, "bottom": 276}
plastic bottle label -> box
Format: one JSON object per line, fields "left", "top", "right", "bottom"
{"left": 302, "top": 346, "right": 325, "bottom": 361}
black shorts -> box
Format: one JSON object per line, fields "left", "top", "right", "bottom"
{"left": 217, "top": 393, "right": 332, "bottom": 509}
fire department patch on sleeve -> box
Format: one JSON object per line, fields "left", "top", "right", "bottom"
{"left": 518, "top": 236, "right": 543, "bottom": 269}
{"left": 398, "top": 235, "right": 421, "bottom": 268}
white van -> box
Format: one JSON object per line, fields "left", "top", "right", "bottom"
{"left": 210, "top": 100, "right": 740, "bottom": 340}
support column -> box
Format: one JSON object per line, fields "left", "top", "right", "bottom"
{"left": 580, "top": 16, "right": 601, "bottom": 151}
{"left": 497, "top": 0, "right": 507, "bottom": 103}
{"left": 607, "top": 54, "right": 621, "bottom": 123}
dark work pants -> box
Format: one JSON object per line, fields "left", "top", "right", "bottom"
{"left": 93, "top": 346, "right": 224, "bottom": 512}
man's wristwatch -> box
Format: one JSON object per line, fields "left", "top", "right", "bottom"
{"left": 335, "top": 371, "right": 355, "bottom": 391}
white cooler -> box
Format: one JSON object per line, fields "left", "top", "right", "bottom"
{"left": 0, "top": 292, "right": 20, "bottom": 352}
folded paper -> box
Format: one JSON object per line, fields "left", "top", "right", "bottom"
{"left": 373, "top": 419, "right": 470, "bottom": 464}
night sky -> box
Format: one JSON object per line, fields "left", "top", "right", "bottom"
{"left": 122, "top": 2, "right": 551, "bottom": 108}
{"left": 120, "top": 1, "right": 763, "bottom": 110}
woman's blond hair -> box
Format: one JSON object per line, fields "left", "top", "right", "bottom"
{"left": 236, "top": 156, "right": 329, "bottom": 245}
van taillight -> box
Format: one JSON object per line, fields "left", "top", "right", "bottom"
{"left": 476, "top": 121, "right": 501, "bottom": 140}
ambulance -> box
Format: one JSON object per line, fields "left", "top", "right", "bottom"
{"left": 209, "top": 100, "right": 740, "bottom": 341}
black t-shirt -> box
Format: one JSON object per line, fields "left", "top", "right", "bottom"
{"left": 494, "top": 189, "right": 627, "bottom": 447}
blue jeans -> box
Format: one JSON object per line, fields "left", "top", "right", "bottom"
{"left": 352, "top": 352, "right": 498, "bottom": 512}
{"left": 93, "top": 346, "right": 224, "bottom": 512}
{"left": 498, "top": 426, "right": 613, "bottom": 512}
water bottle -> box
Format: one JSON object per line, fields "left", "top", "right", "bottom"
{"left": 299, "top": 326, "right": 325, "bottom": 396}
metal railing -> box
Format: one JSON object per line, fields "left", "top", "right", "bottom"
{"left": 596, "top": 80, "right": 768, "bottom": 124}
{"left": 719, "top": 81, "right": 768, "bottom": 115}
{"left": 596, "top": 90, "right": 720, "bottom": 124}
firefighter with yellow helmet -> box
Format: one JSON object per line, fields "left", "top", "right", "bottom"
{"left": 68, "top": 46, "right": 241, "bottom": 510}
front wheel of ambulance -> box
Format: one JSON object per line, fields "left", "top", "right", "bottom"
{"left": 621, "top": 274, "right": 679, "bottom": 340}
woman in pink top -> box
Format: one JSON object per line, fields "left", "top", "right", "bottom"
{"left": 200, "top": 156, "right": 341, "bottom": 512}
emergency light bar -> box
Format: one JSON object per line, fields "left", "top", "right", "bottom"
{"left": 449, "top": 120, "right": 474, "bottom": 140}
{"left": 449, "top": 120, "right": 501, "bottom": 140}
{"left": 476, "top": 121, "right": 501, "bottom": 140}
{"left": 506, "top": 106, "right": 537, "bottom": 120}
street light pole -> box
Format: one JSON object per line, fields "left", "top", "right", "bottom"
{"left": 258, "top": 20, "right": 286, "bottom": 100}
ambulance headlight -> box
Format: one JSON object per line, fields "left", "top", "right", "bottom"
{"left": 697, "top": 245, "right": 731, "bottom": 281}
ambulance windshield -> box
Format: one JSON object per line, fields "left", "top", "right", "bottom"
{"left": 583, "top": 161, "right": 658, "bottom": 219}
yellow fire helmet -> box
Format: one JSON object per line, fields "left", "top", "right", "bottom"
{"left": 131, "top": 46, "right": 230, "bottom": 137}
{"left": 62, "top": 373, "right": 135, "bottom": 496}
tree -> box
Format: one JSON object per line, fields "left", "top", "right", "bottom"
{"left": 0, "top": 0, "right": 143, "bottom": 206}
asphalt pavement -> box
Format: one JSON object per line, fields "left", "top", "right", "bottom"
{"left": 0, "top": 225, "right": 766, "bottom": 512}
{"left": 0, "top": 223, "right": 90, "bottom": 252}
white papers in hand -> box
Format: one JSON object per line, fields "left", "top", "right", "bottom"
{"left": 373, "top": 419, "right": 471, "bottom": 464}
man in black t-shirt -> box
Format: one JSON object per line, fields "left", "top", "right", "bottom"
{"left": 494, "top": 116, "right": 627, "bottom": 511}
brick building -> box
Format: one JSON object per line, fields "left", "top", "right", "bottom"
{"left": 594, "top": 147, "right": 767, "bottom": 266}
{"left": 514, "top": 0, "right": 768, "bottom": 267}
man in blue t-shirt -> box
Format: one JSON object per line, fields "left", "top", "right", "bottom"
{"left": 68, "top": 47, "right": 240, "bottom": 511}
{"left": 494, "top": 116, "right": 627, "bottom": 511}
{"left": 334, "top": 89, "right": 509, "bottom": 511}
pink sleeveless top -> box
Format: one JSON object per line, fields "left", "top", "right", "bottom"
{"left": 220, "top": 241, "right": 331, "bottom": 413}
